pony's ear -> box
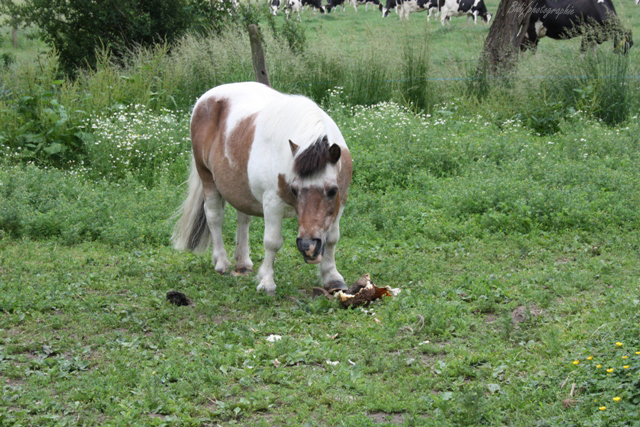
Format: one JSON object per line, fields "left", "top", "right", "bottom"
{"left": 328, "top": 143, "right": 341, "bottom": 164}
{"left": 289, "top": 140, "right": 299, "bottom": 156}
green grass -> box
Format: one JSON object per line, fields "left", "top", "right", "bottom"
{"left": 2, "top": 2, "right": 640, "bottom": 425}
{"left": 2, "top": 97, "right": 640, "bottom": 425}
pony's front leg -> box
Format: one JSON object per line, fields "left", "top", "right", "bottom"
{"left": 256, "top": 208, "right": 284, "bottom": 294}
{"left": 319, "top": 217, "right": 347, "bottom": 291}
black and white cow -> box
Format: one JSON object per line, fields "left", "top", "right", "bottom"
{"left": 286, "top": 0, "right": 326, "bottom": 16}
{"left": 521, "top": 0, "right": 633, "bottom": 53}
{"left": 326, "top": 0, "right": 347, "bottom": 12}
{"left": 383, "top": 0, "right": 441, "bottom": 20}
{"left": 440, "top": 0, "right": 491, "bottom": 25}
{"left": 350, "top": 0, "right": 383, "bottom": 12}
{"left": 302, "top": 0, "right": 326, "bottom": 13}
{"left": 270, "top": 0, "right": 281, "bottom": 15}
{"left": 381, "top": 0, "right": 398, "bottom": 16}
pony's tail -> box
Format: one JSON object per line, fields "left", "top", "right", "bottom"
{"left": 171, "top": 157, "right": 211, "bottom": 253}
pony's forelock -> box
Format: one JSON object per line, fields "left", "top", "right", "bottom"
{"left": 294, "top": 136, "right": 331, "bottom": 178}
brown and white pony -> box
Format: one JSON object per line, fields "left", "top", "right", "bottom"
{"left": 172, "top": 82, "right": 352, "bottom": 294}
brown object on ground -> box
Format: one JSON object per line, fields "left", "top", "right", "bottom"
{"left": 166, "top": 290, "right": 192, "bottom": 306}
{"left": 334, "top": 273, "right": 398, "bottom": 308}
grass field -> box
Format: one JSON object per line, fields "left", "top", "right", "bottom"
{"left": 2, "top": 1, "right": 640, "bottom": 426}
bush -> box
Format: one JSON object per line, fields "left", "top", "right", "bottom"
{"left": 15, "top": 0, "right": 193, "bottom": 75}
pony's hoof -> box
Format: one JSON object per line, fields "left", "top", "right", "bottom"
{"left": 231, "top": 267, "right": 252, "bottom": 277}
{"left": 325, "top": 280, "right": 348, "bottom": 293}
{"left": 257, "top": 281, "right": 276, "bottom": 295}
{"left": 214, "top": 260, "right": 231, "bottom": 275}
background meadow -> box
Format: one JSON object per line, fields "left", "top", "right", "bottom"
{"left": 1, "top": 0, "right": 640, "bottom": 425}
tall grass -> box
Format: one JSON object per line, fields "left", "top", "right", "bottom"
{"left": 1, "top": 17, "right": 639, "bottom": 172}
{"left": 400, "top": 42, "right": 436, "bottom": 113}
{"left": 543, "top": 50, "right": 631, "bottom": 126}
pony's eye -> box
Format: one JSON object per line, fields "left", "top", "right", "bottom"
{"left": 327, "top": 187, "right": 338, "bottom": 198}
{"left": 291, "top": 187, "right": 299, "bottom": 198}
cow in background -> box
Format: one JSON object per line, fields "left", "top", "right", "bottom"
{"left": 381, "top": 0, "right": 398, "bottom": 16}
{"left": 327, "top": 0, "right": 347, "bottom": 12}
{"left": 270, "top": 0, "right": 281, "bottom": 15}
{"left": 383, "top": 0, "right": 441, "bottom": 20}
{"left": 439, "top": 0, "right": 491, "bottom": 25}
{"left": 521, "top": 0, "right": 633, "bottom": 53}
{"left": 285, "top": 0, "right": 303, "bottom": 19}
{"left": 302, "top": 0, "right": 326, "bottom": 13}
{"left": 350, "top": 0, "right": 383, "bottom": 12}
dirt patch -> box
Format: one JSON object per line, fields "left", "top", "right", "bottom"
{"left": 420, "top": 354, "right": 439, "bottom": 367}
{"left": 485, "top": 313, "right": 498, "bottom": 324}
{"left": 368, "top": 412, "right": 405, "bottom": 424}
{"left": 4, "top": 377, "right": 24, "bottom": 387}
{"left": 511, "top": 305, "right": 543, "bottom": 326}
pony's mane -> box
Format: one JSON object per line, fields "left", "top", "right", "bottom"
{"left": 294, "top": 136, "right": 331, "bottom": 178}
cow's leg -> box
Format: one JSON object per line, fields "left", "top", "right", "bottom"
{"left": 202, "top": 188, "right": 232, "bottom": 274}
{"left": 318, "top": 215, "right": 347, "bottom": 291}
{"left": 233, "top": 212, "right": 253, "bottom": 276}
{"left": 256, "top": 207, "right": 284, "bottom": 294}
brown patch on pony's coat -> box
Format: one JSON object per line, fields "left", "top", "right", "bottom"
{"left": 191, "top": 97, "right": 229, "bottom": 197}
{"left": 278, "top": 174, "right": 297, "bottom": 208}
{"left": 338, "top": 148, "right": 353, "bottom": 205}
{"left": 296, "top": 186, "right": 337, "bottom": 239}
{"left": 211, "top": 113, "right": 262, "bottom": 216}
{"left": 191, "top": 96, "right": 262, "bottom": 217}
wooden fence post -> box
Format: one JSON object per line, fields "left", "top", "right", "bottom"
{"left": 248, "top": 24, "right": 271, "bottom": 87}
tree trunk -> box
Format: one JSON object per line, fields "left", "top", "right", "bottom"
{"left": 478, "top": 0, "right": 536, "bottom": 76}
{"left": 11, "top": 15, "right": 18, "bottom": 48}
{"left": 248, "top": 24, "right": 271, "bottom": 87}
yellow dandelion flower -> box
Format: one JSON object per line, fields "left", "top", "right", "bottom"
{"left": 599, "top": 406, "right": 606, "bottom": 410}
{"left": 623, "top": 365, "right": 629, "bottom": 369}
{"left": 587, "top": 356, "right": 593, "bottom": 360}
{"left": 622, "top": 356, "right": 629, "bottom": 359}
{"left": 606, "top": 368, "right": 614, "bottom": 373}
{"left": 573, "top": 360, "right": 580, "bottom": 365}
{"left": 616, "top": 342, "right": 623, "bottom": 347}
{"left": 636, "top": 351, "right": 640, "bottom": 355}
{"left": 596, "top": 364, "right": 602, "bottom": 368}
{"left": 613, "top": 397, "right": 621, "bottom": 402}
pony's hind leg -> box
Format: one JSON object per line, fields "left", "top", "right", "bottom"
{"left": 202, "top": 188, "right": 232, "bottom": 274}
{"left": 232, "top": 212, "right": 253, "bottom": 276}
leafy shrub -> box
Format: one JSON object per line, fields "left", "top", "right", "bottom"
{"left": 0, "top": 59, "right": 91, "bottom": 168}
{"left": 14, "top": 0, "right": 193, "bottom": 75}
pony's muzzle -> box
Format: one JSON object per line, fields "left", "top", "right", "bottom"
{"left": 297, "top": 238, "right": 323, "bottom": 264}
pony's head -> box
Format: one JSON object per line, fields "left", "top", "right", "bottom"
{"left": 279, "top": 136, "right": 346, "bottom": 264}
